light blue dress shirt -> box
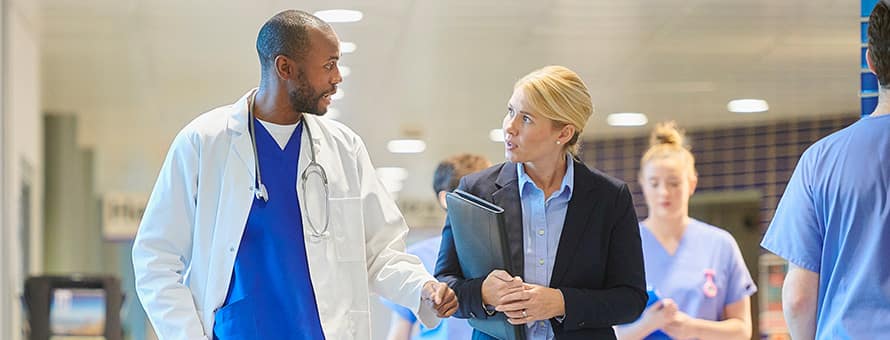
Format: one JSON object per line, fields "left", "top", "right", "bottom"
{"left": 516, "top": 154, "right": 574, "bottom": 340}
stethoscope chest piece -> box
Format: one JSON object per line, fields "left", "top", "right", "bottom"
{"left": 254, "top": 183, "right": 269, "bottom": 202}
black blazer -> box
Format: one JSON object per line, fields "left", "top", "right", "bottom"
{"left": 435, "top": 160, "right": 647, "bottom": 340}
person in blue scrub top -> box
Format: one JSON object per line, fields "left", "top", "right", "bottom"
{"left": 760, "top": 2, "right": 890, "bottom": 338}
{"left": 132, "top": 10, "right": 457, "bottom": 340}
{"left": 436, "top": 65, "right": 647, "bottom": 340}
{"left": 615, "top": 122, "right": 757, "bottom": 340}
{"left": 382, "top": 153, "right": 491, "bottom": 340}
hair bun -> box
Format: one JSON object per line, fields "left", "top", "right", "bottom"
{"left": 649, "top": 121, "right": 687, "bottom": 149}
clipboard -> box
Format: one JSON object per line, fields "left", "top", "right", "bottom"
{"left": 446, "top": 189, "right": 525, "bottom": 340}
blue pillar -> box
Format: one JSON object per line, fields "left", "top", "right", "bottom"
{"left": 863, "top": 0, "right": 881, "bottom": 116}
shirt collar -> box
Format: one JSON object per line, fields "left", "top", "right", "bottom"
{"left": 517, "top": 153, "right": 575, "bottom": 198}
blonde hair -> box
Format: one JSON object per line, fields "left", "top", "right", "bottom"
{"left": 641, "top": 121, "right": 697, "bottom": 178}
{"left": 514, "top": 65, "right": 594, "bottom": 156}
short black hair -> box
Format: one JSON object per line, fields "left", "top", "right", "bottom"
{"left": 432, "top": 154, "right": 491, "bottom": 196}
{"left": 256, "top": 10, "right": 329, "bottom": 77}
{"left": 869, "top": 1, "right": 890, "bottom": 87}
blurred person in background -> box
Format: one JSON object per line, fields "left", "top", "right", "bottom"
{"left": 615, "top": 122, "right": 756, "bottom": 340}
{"left": 383, "top": 153, "right": 491, "bottom": 340}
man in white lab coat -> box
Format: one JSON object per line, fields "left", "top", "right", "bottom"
{"left": 132, "top": 10, "right": 457, "bottom": 340}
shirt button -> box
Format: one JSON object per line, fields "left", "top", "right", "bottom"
{"left": 538, "top": 259, "right": 545, "bottom": 265}
{"left": 229, "top": 246, "right": 235, "bottom": 252}
{"left": 538, "top": 229, "right": 545, "bottom": 236}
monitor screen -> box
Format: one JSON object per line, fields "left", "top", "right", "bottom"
{"left": 49, "top": 288, "right": 106, "bottom": 340}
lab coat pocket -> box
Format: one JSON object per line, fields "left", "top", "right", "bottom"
{"left": 347, "top": 310, "right": 371, "bottom": 340}
{"left": 330, "top": 197, "right": 365, "bottom": 262}
{"left": 212, "top": 298, "right": 259, "bottom": 339}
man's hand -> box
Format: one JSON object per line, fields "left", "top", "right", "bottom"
{"left": 481, "top": 270, "right": 525, "bottom": 306}
{"left": 495, "top": 283, "right": 565, "bottom": 325}
{"left": 422, "top": 281, "right": 458, "bottom": 318}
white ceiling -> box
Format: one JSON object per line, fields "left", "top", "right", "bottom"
{"left": 39, "top": 0, "right": 860, "bottom": 199}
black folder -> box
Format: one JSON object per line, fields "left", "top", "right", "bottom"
{"left": 446, "top": 189, "right": 525, "bottom": 340}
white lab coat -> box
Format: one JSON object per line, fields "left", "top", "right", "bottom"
{"left": 133, "top": 89, "right": 440, "bottom": 340}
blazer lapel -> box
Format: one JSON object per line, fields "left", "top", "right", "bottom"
{"left": 490, "top": 163, "right": 525, "bottom": 278}
{"left": 550, "top": 161, "right": 599, "bottom": 287}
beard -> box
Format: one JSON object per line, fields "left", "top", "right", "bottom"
{"left": 289, "top": 69, "right": 331, "bottom": 116}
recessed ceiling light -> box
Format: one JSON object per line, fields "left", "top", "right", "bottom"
{"left": 331, "top": 89, "right": 344, "bottom": 101}
{"left": 340, "top": 41, "right": 357, "bottom": 54}
{"left": 607, "top": 113, "right": 648, "bottom": 127}
{"left": 387, "top": 139, "right": 426, "bottom": 154}
{"left": 727, "top": 99, "right": 769, "bottom": 113}
{"left": 314, "top": 9, "right": 363, "bottom": 23}
{"left": 339, "top": 65, "right": 351, "bottom": 77}
{"left": 489, "top": 129, "right": 504, "bottom": 142}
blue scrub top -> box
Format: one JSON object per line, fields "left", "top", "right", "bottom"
{"left": 634, "top": 219, "right": 756, "bottom": 339}
{"left": 762, "top": 114, "right": 890, "bottom": 339}
{"left": 213, "top": 120, "right": 325, "bottom": 339}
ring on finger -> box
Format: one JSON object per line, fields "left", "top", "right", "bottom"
{"left": 521, "top": 310, "right": 528, "bottom": 318}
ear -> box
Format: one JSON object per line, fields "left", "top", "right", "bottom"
{"left": 688, "top": 173, "right": 698, "bottom": 196}
{"left": 868, "top": 48, "right": 880, "bottom": 77}
{"left": 557, "top": 124, "right": 576, "bottom": 145}
{"left": 437, "top": 191, "right": 448, "bottom": 210}
{"left": 274, "top": 55, "right": 294, "bottom": 80}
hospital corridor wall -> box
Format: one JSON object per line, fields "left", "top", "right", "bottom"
{"left": 0, "top": 0, "right": 43, "bottom": 339}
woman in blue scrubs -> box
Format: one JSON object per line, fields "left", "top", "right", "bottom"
{"left": 616, "top": 122, "right": 757, "bottom": 340}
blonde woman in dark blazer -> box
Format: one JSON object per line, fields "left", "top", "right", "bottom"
{"left": 436, "top": 66, "right": 647, "bottom": 340}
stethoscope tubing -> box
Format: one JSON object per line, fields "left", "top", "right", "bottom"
{"left": 247, "top": 90, "right": 330, "bottom": 239}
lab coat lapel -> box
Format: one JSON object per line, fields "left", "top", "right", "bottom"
{"left": 296, "top": 114, "right": 322, "bottom": 229}
{"left": 297, "top": 115, "right": 314, "bottom": 199}
{"left": 228, "top": 89, "right": 257, "bottom": 176}
{"left": 208, "top": 92, "right": 259, "bottom": 306}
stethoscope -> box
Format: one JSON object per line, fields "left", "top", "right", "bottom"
{"left": 247, "top": 90, "right": 331, "bottom": 240}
